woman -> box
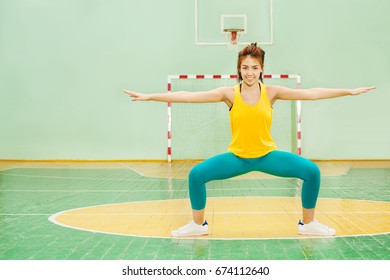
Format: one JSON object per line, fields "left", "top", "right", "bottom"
{"left": 124, "top": 43, "right": 376, "bottom": 237}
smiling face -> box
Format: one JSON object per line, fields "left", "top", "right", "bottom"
{"left": 239, "top": 56, "right": 263, "bottom": 87}
{"left": 237, "top": 43, "right": 265, "bottom": 84}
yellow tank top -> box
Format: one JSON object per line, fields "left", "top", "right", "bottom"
{"left": 227, "top": 83, "right": 277, "bottom": 158}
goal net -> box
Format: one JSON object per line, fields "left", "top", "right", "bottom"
{"left": 167, "top": 74, "right": 301, "bottom": 162}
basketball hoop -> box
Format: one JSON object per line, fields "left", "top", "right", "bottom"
{"left": 223, "top": 28, "right": 244, "bottom": 45}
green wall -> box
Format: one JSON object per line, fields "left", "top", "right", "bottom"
{"left": 1, "top": 0, "right": 389, "bottom": 160}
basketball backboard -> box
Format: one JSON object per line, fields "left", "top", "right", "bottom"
{"left": 195, "top": 0, "right": 273, "bottom": 46}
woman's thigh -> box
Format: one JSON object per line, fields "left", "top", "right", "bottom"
{"left": 250, "top": 150, "right": 320, "bottom": 181}
{"left": 189, "top": 152, "right": 251, "bottom": 183}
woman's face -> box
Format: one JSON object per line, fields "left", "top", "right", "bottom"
{"left": 240, "top": 56, "right": 263, "bottom": 86}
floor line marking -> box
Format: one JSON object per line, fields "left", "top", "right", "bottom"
{"left": 43, "top": 211, "right": 390, "bottom": 216}
{"left": 0, "top": 186, "right": 388, "bottom": 192}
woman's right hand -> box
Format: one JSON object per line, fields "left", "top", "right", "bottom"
{"left": 123, "top": 90, "right": 149, "bottom": 101}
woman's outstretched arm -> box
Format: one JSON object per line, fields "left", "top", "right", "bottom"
{"left": 123, "top": 87, "right": 233, "bottom": 105}
{"left": 267, "top": 85, "right": 376, "bottom": 104}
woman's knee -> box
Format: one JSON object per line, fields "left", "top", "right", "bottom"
{"left": 188, "top": 164, "right": 203, "bottom": 183}
{"left": 305, "top": 160, "right": 321, "bottom": 183}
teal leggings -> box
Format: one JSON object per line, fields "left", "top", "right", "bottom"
{"left": 188, "top": 151, "right": 320, "bottom": 210}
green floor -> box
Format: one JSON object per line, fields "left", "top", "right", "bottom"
{"left": 0, "top": 166, "right": 389, "bottom": 260}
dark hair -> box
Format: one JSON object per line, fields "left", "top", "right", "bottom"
{"left": 237, "top": 42, "right": 265, "bottom": 82}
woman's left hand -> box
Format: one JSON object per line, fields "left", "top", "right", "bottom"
{"left": 350, "top": 86, "right": 377, "bottom": 95}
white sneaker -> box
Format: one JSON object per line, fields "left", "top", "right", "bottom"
{"left": 171, "top": 220, "right": 209, "bottom": 237}
{"left": 298, "top": 220, "right": 336, "bottom": 236}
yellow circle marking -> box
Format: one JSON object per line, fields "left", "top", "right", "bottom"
{"left": 49, "top": 197, "right": 390, "bottom": 239}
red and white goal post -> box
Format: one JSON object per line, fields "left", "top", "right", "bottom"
{"left": 167, "top": 74, "right": 302, "bottom": 163}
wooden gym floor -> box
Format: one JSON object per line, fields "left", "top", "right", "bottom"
{"left": 0, "top": 160, "right": 389, "bottom": 260}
